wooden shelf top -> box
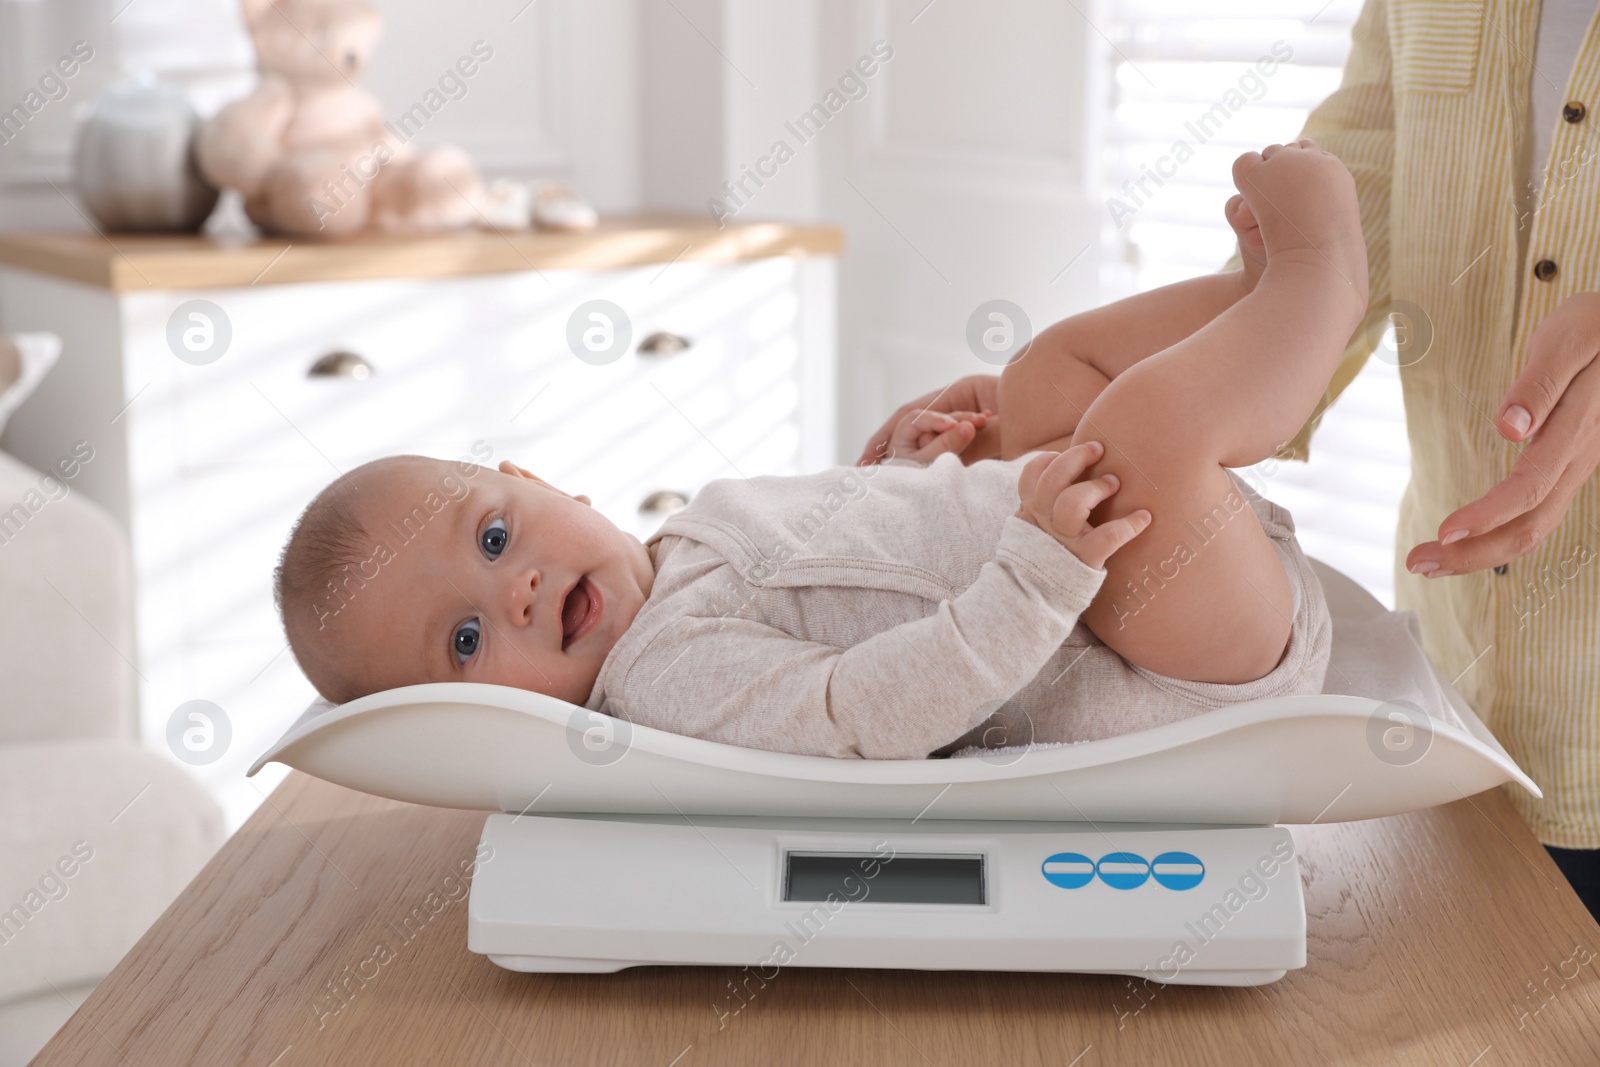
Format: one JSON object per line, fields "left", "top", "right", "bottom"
{"left": 0, "top": 216, "right": 842, "bottom": 292}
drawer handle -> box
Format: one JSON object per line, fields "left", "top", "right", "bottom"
{"left": 307, "top": 351, "right": 374, "bottom": 380}
{"left": 638, "top": 489, "right": 691, "bottom": 516}
{"left": 637, "top": 332, "right": 692, "bottom": 357}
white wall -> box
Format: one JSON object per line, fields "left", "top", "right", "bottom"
{"left": 637, "top": 0, "right": 724, "bottom": 211}
{"left": 815, "top": 0, "right": 1104, "bottom": 457}
{"left": 363, "top": 0, "right": 639, "bottom": 208}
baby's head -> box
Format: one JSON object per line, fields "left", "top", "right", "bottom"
{"left": 274, "top": 455, "right": 655, "bottom": 705}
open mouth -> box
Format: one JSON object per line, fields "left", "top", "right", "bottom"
{"left": 560, "top": 575, "right": 601, "bottom": 649}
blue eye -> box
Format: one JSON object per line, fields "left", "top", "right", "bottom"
{"left": 453, "top": 619, "right": 481, "bottom": 663}
{"left": 480, "top": 517, "right": 508, "bottom": 559}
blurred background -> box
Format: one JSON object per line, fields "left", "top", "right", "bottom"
{"left": 0, "top": 0, "right": 1405, "bottom": 1058}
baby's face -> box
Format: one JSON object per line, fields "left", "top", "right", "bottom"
{"left": 324, "top": 460, "right": 654, "bottom": 704}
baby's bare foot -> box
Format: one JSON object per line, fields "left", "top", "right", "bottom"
{"left": 1224, "top": 192, "right": 1266, "bottom": 292}
{"left": 1231, "top": 139, "right": 1368, "bottom": 310}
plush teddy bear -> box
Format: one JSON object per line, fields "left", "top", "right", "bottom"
{"left": 196, "top": 0, "right": 498, "bottom": 237}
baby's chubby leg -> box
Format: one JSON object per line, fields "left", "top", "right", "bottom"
{"left": 1010, "top": 140, "right": 1368, "bottom": 684}
{"left": 998, "top": 191, "right": 1267, "bottom": 455}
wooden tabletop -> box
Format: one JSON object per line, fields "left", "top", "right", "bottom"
{"left": 0, "top": 216, "right": 842, "bottom": 292}
{"left": 31, "top": 772, "right": 1600, "bottom": 1066}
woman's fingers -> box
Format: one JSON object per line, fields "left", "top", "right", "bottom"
{"left": 1403, "top": 290, "right": 1600, "bottom": 573}
{"left": 1432, "top": 436, "right": 1567, "bottom": 544}
{"left": 1428, "top": 364, "right": 1599, "bottom": 550}
{"left": 1410, "top": 465, "right": 1585, "bottom": 575}
{"left": 1499, "top": 295, "right": 1600, "bottom": 441}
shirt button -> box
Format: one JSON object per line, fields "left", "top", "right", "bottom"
{"left": 1494, "top": 563, "right": 1509, "bottom": 575}
{"left": 1564, "top": 101, "right": 1587, "bottom": 123}
{"left": 1534, "top": 258, "right": 1558, "bottom": 281}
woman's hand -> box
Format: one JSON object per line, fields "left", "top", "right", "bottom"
{"left": 1407, "top": 291, "right": 1600, "bottom": 577}
{"left": 858, "top": 374, "right": 1002, "bottom": 466}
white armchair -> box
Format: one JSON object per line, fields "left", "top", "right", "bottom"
{"left": 0, "top": 445, "right": 224, "bottom": 1066}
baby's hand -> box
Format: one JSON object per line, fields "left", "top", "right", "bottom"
{"left": 1014, "top": 441, "right": 1150, "bottom": 570}
{"left": 886, "top": 407, "right": 994, "bottom": 464}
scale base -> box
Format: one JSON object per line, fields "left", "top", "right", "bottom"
{"left": 485, "top": 953, "right": 1288, "bottom": 987}
{"left": 468, "top": 814, "right": 1308, "bottom": 987}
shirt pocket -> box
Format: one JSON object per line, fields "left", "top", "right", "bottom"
{"left": 1390, "top": 0, "right": 1485, "bottom": 94}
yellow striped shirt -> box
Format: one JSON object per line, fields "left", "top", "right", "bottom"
{"left": 1289, "top": 0, "right": 1600, "bottom": 846}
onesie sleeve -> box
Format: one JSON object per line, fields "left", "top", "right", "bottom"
{"left": 601, "top": 515, "right": 1106, "bottom": 759}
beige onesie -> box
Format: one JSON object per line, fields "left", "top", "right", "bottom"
{"left": 583, "top": 452, "right": 1332, "bottom": 759}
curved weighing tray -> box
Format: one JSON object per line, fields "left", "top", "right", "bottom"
{"left": 249, "top": 560, "right": 1539, "bottom": 825}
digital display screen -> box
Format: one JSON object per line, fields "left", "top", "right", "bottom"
{"left": 782, "top": 852, "right": 986, "bottom": 905}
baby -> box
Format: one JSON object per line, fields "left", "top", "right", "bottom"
{"left": 274, "top": 139, "right": 1368, "bottom": 759}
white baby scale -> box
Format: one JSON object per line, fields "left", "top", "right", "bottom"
{"left": 249, "top": 560, "right": 1539, "bottom": 987}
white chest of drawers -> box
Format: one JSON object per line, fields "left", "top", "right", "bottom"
{"left": 0, "top": 221, "right": 839, "bottom": 826}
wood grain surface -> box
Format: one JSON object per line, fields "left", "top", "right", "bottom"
{"left": 30, "top": 772, "right": 1600, "bottom": 1066}
{"left": 0, "top": 218, "right": 843, "bottom": 292}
